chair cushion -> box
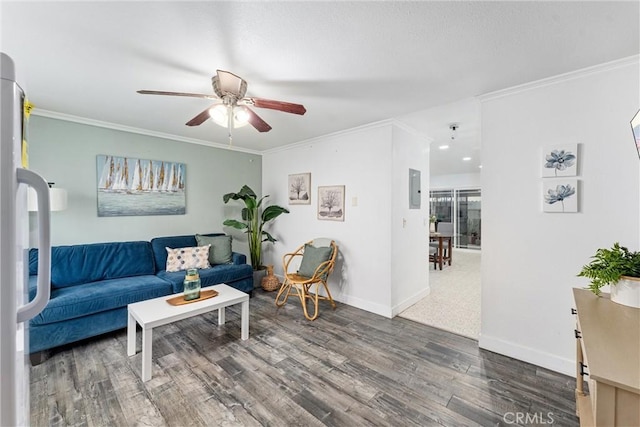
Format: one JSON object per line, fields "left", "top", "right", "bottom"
{"left": 298, "top": 244, "right": 332, "bottom": 277}
{"left": 195, "top": 234, "right": 233, "bottom": 265}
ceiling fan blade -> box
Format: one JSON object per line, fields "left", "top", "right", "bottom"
{"left": 185, "top": 105, "right": 217, "bottom": 126}
{"left": 137, "top": 90, "right": 217, "bottom": 100}
{"left": 245, "top": 107, "right": 272, "bottom": 133}
{"left": 248, "top": 97, "right": 306, "bottom": 115}
{"left": 216, "top": 70, "right": 247, "bottom": 97}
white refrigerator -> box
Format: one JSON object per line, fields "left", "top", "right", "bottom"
{"left": 0, "top": 52, "right": 52, "bottom": 426}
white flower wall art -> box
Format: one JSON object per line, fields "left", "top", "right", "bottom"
{"left": 542, "top": 144, "right": 578, "bottom": 177}
{"left": 543, "top": 180, "right": 578, "bottom": 213}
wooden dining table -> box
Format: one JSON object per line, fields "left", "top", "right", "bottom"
{"left": 430, "top": 232, "right": 452, "bottom": 270}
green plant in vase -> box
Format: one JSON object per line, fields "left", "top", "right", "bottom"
{"left": 577, "top": 242, "right": 640, "bottom": 295}
{"left": 223, "top": 185, "right": 289, "bottom": 270}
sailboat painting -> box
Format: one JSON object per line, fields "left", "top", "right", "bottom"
{"left": 97, "top": 155, "right": 186, "bottom": 217}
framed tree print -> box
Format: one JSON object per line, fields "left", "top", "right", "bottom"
{"left": 288, "top": 173, "right": 311, "bottom": 205}
{"left": 318, "top": 185, "right": 345, "bottom": 221}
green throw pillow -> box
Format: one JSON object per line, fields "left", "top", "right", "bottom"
{"left": 298, "top": 244, "right": 332, "bottom": 278}
{"left": 195, "top": 234, "right": 233, "bottom": 265}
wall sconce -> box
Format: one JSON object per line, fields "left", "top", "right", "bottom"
{"left": 28, "top": 182, "right": 67, "bottom": 212}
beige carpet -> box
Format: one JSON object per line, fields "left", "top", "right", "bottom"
{"left": 398, "top": 250, "right": 481, "bottom": 339}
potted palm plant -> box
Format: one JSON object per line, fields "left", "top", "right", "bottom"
{"left": 223, "top": 185, "right": 289, "bottom": 277}
{"left": 578, "top": 242, "right": 640, "bottom": 308}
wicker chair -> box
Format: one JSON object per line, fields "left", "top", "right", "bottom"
{"left": 275, "top": 238, "right": 338, "bottom": 320}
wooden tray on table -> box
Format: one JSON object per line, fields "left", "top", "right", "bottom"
{"left": 166, "top": 289, "right": 218, "bottom": 306}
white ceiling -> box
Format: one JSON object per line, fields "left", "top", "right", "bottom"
{"left": 1, "top": 1, "right": 638, "bottom": 175}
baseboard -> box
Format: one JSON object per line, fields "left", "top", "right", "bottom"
{"left": 274, "top": 274, "right": 395, "bottom": 318}
{"left": 391, "top": 287, "right": 431, "bottom": 317}
{"left": 479, "top": 334, "right": 574, "bottom": 376}
{"left": 333, "top": 293, "right": 393, "bottom": 318}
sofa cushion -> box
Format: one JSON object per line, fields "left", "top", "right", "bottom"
{"left": 29, "top": 241, "right": 155, "bottom": 289}
{"left": 195, "top": 234, "right": 233, "bottom": 265}
{"left": 157, "top": 263, "right": 253, "bottom": 293}
{"left": 30, "top": 274, "right": 172, "bottom": 325}
{"left": 151, "top": 233, "right": 226, "bottom": 272}
{"left": 30, "top": 306, "right": 129, "bottom": 354}
{"left": 165, "top": 245, "right": 211, "bottom": 272}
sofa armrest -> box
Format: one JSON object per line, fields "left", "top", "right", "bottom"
{"left": 232, "top": 252, "right": 247, "bottom": 265}
{"left": 28, "top": 275, "right": 39, "bottom": 302}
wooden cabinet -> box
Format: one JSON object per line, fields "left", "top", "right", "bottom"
{"left": 573, "top": 288, "right": 640, "bottom": 426}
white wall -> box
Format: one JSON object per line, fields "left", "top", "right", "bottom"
{"left": 262, "top": 121, "right": 430, "bottom": 317}
{"left": 480, "top": 58, "right": 640, "bottom": 375}
{"left": 431, "top": 172, "right": 481, "bottom": 189}
{"left": 391, "top": 125, "right": 431, "bottom": 313}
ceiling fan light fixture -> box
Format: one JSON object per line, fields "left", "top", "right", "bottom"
{"left": 234, "top": 107, "right": 250, "bottom": 126}
{"left": 138, "top": 69, "right": 304, "bottom": 136}
{"left": 208, "top": 105, "right": 249, "bottom": 128}
{"left": 209, "top": 105, "right": 227, "bottom": 126}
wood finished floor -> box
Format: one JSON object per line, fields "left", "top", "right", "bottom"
{"left": 30, "top": 289, "right": 580, "bottom": 427}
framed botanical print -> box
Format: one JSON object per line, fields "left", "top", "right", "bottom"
{"left": 543, "top": 179, "right": 578, "bottom": 213}
{"left": 542, "top": 144, "right": 578, "bottom": 177}
{"left": 288, "top": 173, "right": 311, "bottom": 205}
{"left": 318, "top": 185, "right": 345, "bottom": 221}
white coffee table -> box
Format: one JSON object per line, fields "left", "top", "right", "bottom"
{"left": 127, "top": 283, "right": 249, "bottom": 381}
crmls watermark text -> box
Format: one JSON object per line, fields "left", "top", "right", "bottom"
{"left": 503, "top": 412, "right": 555, "bottom": 425}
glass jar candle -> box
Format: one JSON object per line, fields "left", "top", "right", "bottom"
{"left": 183, "top": 268, "right": 201, "bottom": 301}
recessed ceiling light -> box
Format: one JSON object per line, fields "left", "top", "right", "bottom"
{"left": 478, "top": 165, "right": 483, "bottom": 169}
{"left": 439, "top": 145, "right": 450, "bottom": 150}
{"left": 462, "top": 157, "right": 471, "bottom": 161}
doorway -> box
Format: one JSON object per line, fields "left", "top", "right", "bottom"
{"left": 399, "top": 187, "right": 482, "bottom": 339}
{"left": 396, "top": 97, "right": 482, "bottom": 339}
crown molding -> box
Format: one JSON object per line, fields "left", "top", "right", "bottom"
{"left": 31, "top": 109, "right": 262, "bottom": 155}
{"left": 392, "top": 119, "right": 434, "bottom": 143}
{"left": 262, "top": 118, "right": 431, "bottom": 155}
{"left": 479, "top": 55, "right": 640, "bottom": 102}
{"left": 392, "top": 119, "right": 434, "bottom": 144}
{"left": 261, "top": 119, "right": 395, "bottom": 155}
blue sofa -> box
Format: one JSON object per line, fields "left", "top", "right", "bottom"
{"left": 28, "top": 233, "right": 253, "bottom": 354}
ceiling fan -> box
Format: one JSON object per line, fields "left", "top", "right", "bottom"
{"left": 137, "top": 69, "right": 306, "bottom": 143}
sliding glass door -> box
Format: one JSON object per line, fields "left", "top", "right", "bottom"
{"left": 456, "top": 189, "right": 481, "bottom": 249}
{"left": 429, "top": 188, "right": 481, "bottom": 250}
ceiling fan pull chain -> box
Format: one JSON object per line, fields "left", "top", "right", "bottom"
{"left": 228, "top": 105, "right": 234, "bottom": 145}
